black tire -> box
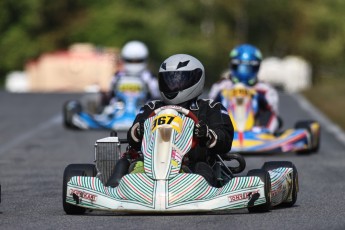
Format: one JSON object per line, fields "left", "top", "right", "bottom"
{"left": 295, "top": 120, "right": 320, "bottom": 154}
{"left": 262, "top": 161, "right": 298, "bottom": 207}
{"left": 247, "top": 169, "right": 271, "bottom": 213}
{"left": 278, "top": 116, "right": 284, "bottom": 130}
{"left": 223, "top": 152, "right": 246, "bottom": 174}
{"left": 63, "top": 100, "right": 82, "bottom": 129}
{"left": 62, "top": 164, "right": 97, "bottom": 215}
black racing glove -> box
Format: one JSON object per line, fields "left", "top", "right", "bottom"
{"left": 194, "top": 121, "right": 217, "bottom": 148}
{"left": 130, "top": 122, "right": 145, "bottom": 142}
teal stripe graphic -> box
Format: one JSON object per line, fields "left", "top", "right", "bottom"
{"left": 68, "top": 174, "right": 156, "bottom": 207}
{"left": 168, "top": 174, "right": 264, "bottom": 206}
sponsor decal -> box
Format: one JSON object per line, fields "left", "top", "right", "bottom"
{"left": 70, "top": 189, "right": 97, "bottom": 202}
{"left": 171, "top": 150, "right": 181, "bottom": 167}
{"left": 230, "top": 88, "right": 250, "bottom": 97}
{"left": 171, "top": 159, "right": 179, "bottom": 167}
{"left": 162, "top": 105, "right": 182, "bottom": 110}
{"left": 171, "top": 150, "right": 177, "bottom": 159}
{"left": 228, "top": 190, "right": 259, "bottom": 202}
{"left": 118, "top": 83, "right": 142, "bottom": 92}
{"left": 221, "top": 109, "right": 229, "bottom": 115}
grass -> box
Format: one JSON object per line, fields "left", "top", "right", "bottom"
{"left": 302, "top": 76, "right": 345, "bottom": 130}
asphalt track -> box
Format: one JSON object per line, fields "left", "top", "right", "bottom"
{"left": 0, "top": 91, "right": 344, "bottom": 230}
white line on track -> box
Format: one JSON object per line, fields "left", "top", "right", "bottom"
{"left": 292, "top": 93, "right": 345, "bottom": 145}
{"left": 0, "top": 114, "right": 62, "bottom": 156}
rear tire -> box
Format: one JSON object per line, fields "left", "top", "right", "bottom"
{"left": 295, "top": 120, "right": 320, "bottom": 154}
{"left": 262, "top": 161, "right": 298, "bottom": 207}
{"left": 247, "top": 169, "right": 271, "bottom": 213}
{"left": 62, "top": 164, "right": 97, "bottom": 215}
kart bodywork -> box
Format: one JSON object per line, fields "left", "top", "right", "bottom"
{"left": 220, "top": 83, "right": 320, "bottom": 154}
{"left": 63, "top": 76, "right": 147, "bottom": 131}
{"left": 63, "top": 106, "right": 298, "bottom": 213}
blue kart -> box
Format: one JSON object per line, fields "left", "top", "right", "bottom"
{"left": 63, "top": 76, "right": 148, "bottom": 131}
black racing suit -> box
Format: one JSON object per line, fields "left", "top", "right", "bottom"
{"left": 127, "top": 98, "right": 234, "bottom": 168}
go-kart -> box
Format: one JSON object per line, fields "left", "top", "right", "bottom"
{"left": 63, "top": 76, "right": 148, "bottom": 131}
{"left": 219, "top": 83, "right": 320, "bottom": 154}
{"left": 63, "top": 105, "right": 299, "bottom": 214}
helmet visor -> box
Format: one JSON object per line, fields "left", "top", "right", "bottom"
{"left": 123, "top": 58, "right": 146, "bottom": 63}
{"left": 231, "top": 60, "right": 260, "bottom": 74}
{"left": 158, "top": 68, "right": 203, "bottom": 94}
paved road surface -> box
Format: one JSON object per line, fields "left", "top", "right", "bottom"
{"left": 0, "top": 91, "right": 344, "bottom": 229}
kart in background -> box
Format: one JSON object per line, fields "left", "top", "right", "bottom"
{"left": 63, "top": 76, "right": 148, "bottom": 131}
{"left": 63, "top": 105, "right": 299, "bottom": 214}
{"left": 219, "top": 83, "right": 320, "bottom": 154}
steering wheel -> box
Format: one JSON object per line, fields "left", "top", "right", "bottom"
{"left": 149, "top": 105, "right": 199, "bottom": 149}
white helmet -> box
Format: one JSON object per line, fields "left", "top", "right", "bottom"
{"left": 121, "top": 40, "right": 149, "bottom": 75}
{"left": 158, "top": 54, "right": 205, "bottom": 105}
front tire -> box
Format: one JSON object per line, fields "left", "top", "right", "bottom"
{"left": 62, "top": 164, "right": 97, "bottom": 215}
{"left": 262, "top": 161, "right": 298, "bottom": 207}
{"left": 247, "top": 169, "right": 271, "bottom": 213}
{"left": 63, "top": 100, "right": 82, "bottom": 129}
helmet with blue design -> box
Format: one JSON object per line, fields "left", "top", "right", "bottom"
{"left": 229, "top": 44, "right": 262, "bottom": 86}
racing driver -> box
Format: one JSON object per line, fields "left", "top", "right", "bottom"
{"left": 209, "top": 44, "right": 280, "bottom": 133}
{"left": 127, "top": 54, "right": 234, "bottom": 186}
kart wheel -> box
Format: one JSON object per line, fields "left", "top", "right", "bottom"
{"left": 262, "top": 161, "right": 298, "bottom": 207}
{"left": 247, "top": 169, "right": 271, "bottom": 213}
{"left": 63, "top": 100, "right": 82, "bottom": 129}
{"left": 295, "top": 120, "right": 320, "bottom": 154}
{"left": 63, "top": 164, "right": 96, "bottom": 215}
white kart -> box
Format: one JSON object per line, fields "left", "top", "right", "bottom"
{"left": 63, "top": 105, "right": 298, "bottom": 214}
